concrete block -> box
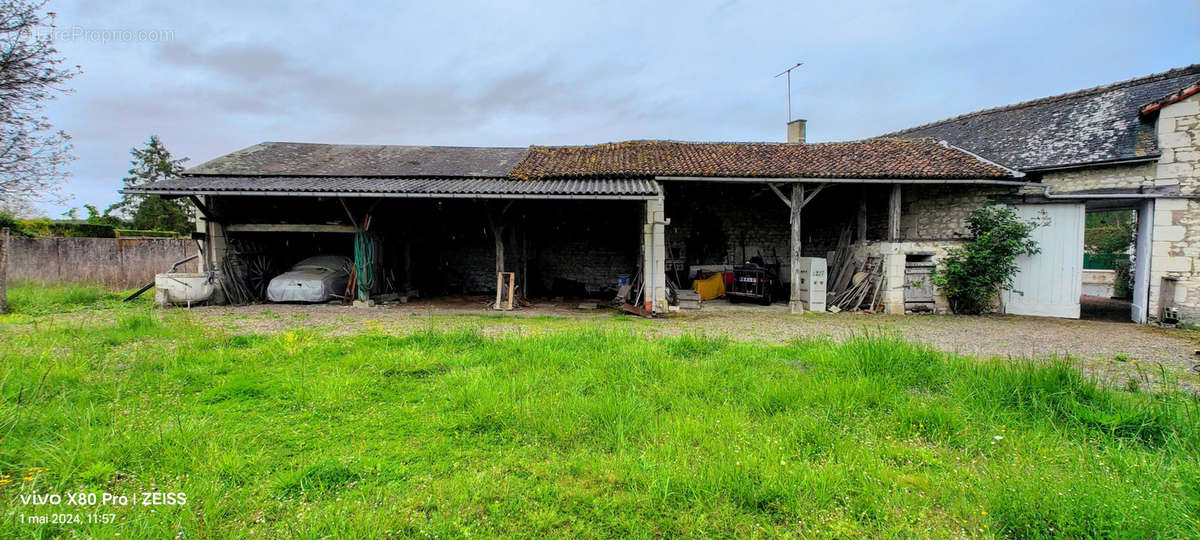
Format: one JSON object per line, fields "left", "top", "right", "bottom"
{"left": 1161, "top": 98, "right": 1200, "bottom": 118}
{"left": 1155, "top": 225, "right": 1188, "bottom": 242}
{"left": 1158, "top": 162, "right": 1194, "bottom": 178}
{"left": 1175, "top": 150, "right": 1200, "bottom": 163}
{"left": 1156, "top": 198, "right": 1190, "bottom": 212}
{"left": 1157, "top": 117, "right": 1176, "bottom": 135}
{"left": 1158, "top": 131, "right": 1194, "bottom": 150}
{"left": 1156, "top": 256, "right": 1194, "bottom": 273}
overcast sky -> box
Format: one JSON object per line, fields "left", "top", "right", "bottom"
{"left": 32, "top": 0, "right": 1200, "bottom": 216}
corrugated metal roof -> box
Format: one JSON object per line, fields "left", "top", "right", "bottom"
{"left": 124, "top": 176, "right": 661, "bottom": 198}
{"left": 185, "top": 142, "right": 529, "bottom": 177}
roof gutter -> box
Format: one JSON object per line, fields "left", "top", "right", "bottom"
{"left": 1038, "top": 185, "right": 1164, "bottom": 200}
{"left": 1021, "top": 155, "right": 1161, "bottom": 173}
{"left": 120, "top": 188, "right": 659, "bottom": 201}
{"left": 654, "top": 176, "right": 1033, "bottom": 186}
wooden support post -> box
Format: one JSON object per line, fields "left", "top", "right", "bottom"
{"left": 484, "top": 202, "right": 508, "bottom": 275}
{"left": 188, "top": 195, "right": 218, "bottom": 222}
{"left": 494, "top": 272, "right": 514, "bottom": 310}
{"left": 888, "top": 184, "right": 902, "bottom": 242}
{"left": 507, "top": 272, "right": 515, "bottom": 309}
{"left": 0, "top": 227, "right": 7, "bottom": 315}
{"left": 495, "top": 272, "right": 504, "bottom": 309}
{"left": 789, "top": 185, "right": 804, "bottom": 314}
{"left": 486, "top": 201, "right": 518, "bottom": 310}
{"left": 857, "top": 187, "right": 868, "bottom": 243}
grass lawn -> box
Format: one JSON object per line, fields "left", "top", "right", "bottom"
{"left": 1, "top": 285, "right": 1198, "bottom": 538}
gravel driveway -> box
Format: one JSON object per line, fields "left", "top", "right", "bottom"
{"left": 184, "top": 296, "right": 1200, "bottom": 393}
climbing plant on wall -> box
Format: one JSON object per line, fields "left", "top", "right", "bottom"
{"left": 932, "top": 204, "right": 1042, "bottom": 315}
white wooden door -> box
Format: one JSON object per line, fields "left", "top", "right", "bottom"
{"left": 1002, "top": 203, "right": 1084, "bottom": 318}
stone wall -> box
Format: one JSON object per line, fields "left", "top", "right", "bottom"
{"left": 900, "top": 185, "right": 1009, "bottom": 240}
{"left": 6, "top": 237, "right": 199, "bottom": 288}
{"left": 1149, "top": 197, "right": 1200, "bottom": 321}
{"left": 664, "top": 183, "right": 793, "bottom": 270}
{"left": 1147, "top": 94, "right": 1200, "bottom": 322}
{"left": 1156, "top": 93, "right": 1200, "bottom": 195}
{"left": 441, "top": 200, "right": 643, "bottom": 297}
{"left": 532, "top": 201, "right": 643, "bottom": 296}
{"left": 848, "top": 240, "right": 963, "bottom": 314}
{"left": 1037, "top": 161, "right": 1157, "bottom": 193}
{"left": 663, "top": 183, "right": 877, "bottom": 285}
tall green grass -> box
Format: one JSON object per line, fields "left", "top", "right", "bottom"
{"left": 0, "top": 313, "right": 1196, "bottom": 538}
{"left": 2, "top": 282, "right": 146, "bottom": 316}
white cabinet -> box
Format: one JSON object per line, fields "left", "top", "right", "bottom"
{"left": 794, "top": 257, "right": 827, "bottom": 312}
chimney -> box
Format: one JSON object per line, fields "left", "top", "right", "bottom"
{"left": 787, "top": 119, "right": 806, "bottom": 143}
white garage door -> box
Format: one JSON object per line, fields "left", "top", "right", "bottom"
{"left": 1002, "top": 203, "right": 1084, "bottom": 318}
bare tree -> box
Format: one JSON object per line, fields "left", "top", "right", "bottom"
{"left": 0, "top": 0, "right": 80, "bottom": 206}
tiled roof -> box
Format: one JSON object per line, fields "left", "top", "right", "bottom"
{"left": 124, "top": 176, "right": 661, "bottom": 198}
{"left": 186, "top": 142, "right": 529, "bottom": 177}
{"left": 887, "top": 65, "right": 1200, "bottom": 170}
{"left": 509, "top": 138, "right": 1017, "bottom": 180}
{"left": 1140, "top": 82, "right": 1200, "bottom": 117}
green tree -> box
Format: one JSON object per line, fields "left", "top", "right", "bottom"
{"left": 1084, "top": 210, "right": 1134, "bottom": 255}
{"left": 107, "top": 135, "right": 191, "bottom": 234}
{"left": 83, "top": 204, "right": 126, "bottom": 227}
{"left": 932, "top": 204, "right": 1043, "bottom": 315}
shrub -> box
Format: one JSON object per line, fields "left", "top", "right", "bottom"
{"left": 1112, "top": 258, "right": 1133, "bottom": 299}
{"left": 932, "top": 204, "right": 1042, "bottom": 314}
{"left": 0, "top": 212, "right": 31, "bottom": 236}
{"left": 115, "top": 229, "right": 179, "bottom": 238}
{"left": 14, "top": 219, "right": 116, "bottom": 238}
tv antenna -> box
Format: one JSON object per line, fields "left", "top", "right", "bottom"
{"left": 774, "top": 62, "right": 803, "bottom": 122}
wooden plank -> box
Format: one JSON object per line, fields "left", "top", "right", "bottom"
{"left": 789, "top": 185, "right": 804, "bottom": 313}
{"left": 225, "top": 223, "right": 355, "bottom": 233}
{"left": 506, "top": 271, "right": 515, "bottom": 310}
{"left": 188, "top": 195, "right": 218, "bottom": 222}
{"left": 888, "top": 184, "right": 902, "bottom": 241}
{"left": 799, "top": 183, "right": 826, "bottom": 208}
{"left": 767, "top": 183, "right": 792, "bottom": 209}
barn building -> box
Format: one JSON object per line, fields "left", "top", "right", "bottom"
{"left": 127, "top": 65, "right": 1200, "bottom": 323}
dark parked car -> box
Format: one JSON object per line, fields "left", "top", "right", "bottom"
{"left": 726, "top": 262, "right": 778, "bottom": 305}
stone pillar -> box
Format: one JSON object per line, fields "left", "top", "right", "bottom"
{"left": 199, "top": 196, "right": 228, "bottom": 305}
{"left": 883, "top": 249, "right": 907, "bottom": 314}
{"left": 1148, "top": 197, "right": 1192, "bottom": 321}
{"left": 1147, "top": 93, "right": 1200, "bottom": 323}
{"left": 789, "top": 184, "right": 804, "bottom": 314}
{"left": 642, "top": 197, "right": 668, "bottom": 313}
